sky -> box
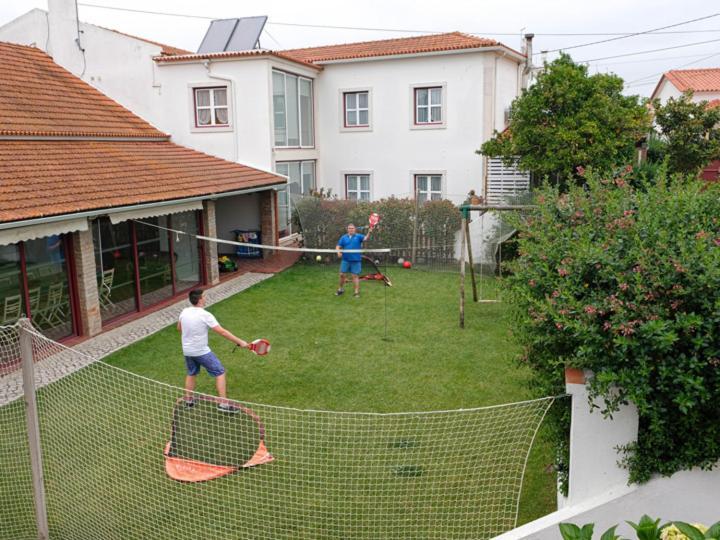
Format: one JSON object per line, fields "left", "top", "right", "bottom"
{"left": 1, "top": 0, "right": 720, "bottom": 96}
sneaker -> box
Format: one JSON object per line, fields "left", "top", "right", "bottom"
{"left": 217, "top": 403, "right": 240, "bottom": 413}
{"left": 183, "top": 399, "right": 195, "bottom": 408}
{"left": 354, "top": 292, "right": 360, "bottom": 298}
{"left": 335, "top": 288, "right": 345, "bottom": 296}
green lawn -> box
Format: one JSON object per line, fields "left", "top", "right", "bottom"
{"left": 0, "top": 263, "right": 558, "bottom": 539}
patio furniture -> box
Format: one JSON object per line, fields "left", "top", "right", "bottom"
{"left": 36, "top": 283, "right": 66, "bottom": 327}
{"left": 27, "top": 286, "right": 41, "bottom": 314}
{"left": 99, "top": 268, "right": 115, "bottom": 308}
{"left": 2, "top": 294, "right": 22, "bottom": 324}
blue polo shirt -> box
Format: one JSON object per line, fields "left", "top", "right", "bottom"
{"left": 337, "top": 233, "right": 365, "bottom": 262}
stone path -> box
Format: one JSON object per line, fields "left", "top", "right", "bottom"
{"left": 0, "top": 272, "right": 272, "bottom": 406}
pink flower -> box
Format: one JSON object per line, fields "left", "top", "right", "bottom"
{"left": 584, "top": 305, "right": 598, "bottom": 315}
{"left": 529, "top": 279, "right": 536, "bottom": 287}
{"left": 558, "top": 268, "right": 569, "bottom": 277}
{"left": 619, "top": 283, "right": 629, "bottom": 291}
{"left": 696, "top": 230, "right": 709, "bottom": 240}
{"left": 555, "top": 323, "right": 564, "bottom": 330}
{"left": 576, "top": 166, "right": 586, "bottom": 176}
{"left": 552, "top": 290, "right": 561, "bottom": 298}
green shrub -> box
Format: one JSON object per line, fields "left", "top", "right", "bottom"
{"left": 292, "top": 196, "right": 461, "bottom": 259}
{"left": 559, "top": 515, "right": 720, "bottom": 540}
{"left": 505, "top": 170, "right": 720, "bottom": 487}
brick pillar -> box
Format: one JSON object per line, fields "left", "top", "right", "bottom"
{"left": 202, "top": 200, "right": 220, "bottom": 285}
{"left": 260, "top": 189, "right": 278, "bottom": 254}
{"left": 72, "top": 228, "right": 102, "bottom": 336}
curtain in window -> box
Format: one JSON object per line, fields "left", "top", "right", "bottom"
{"left": 272, "top": 71, "right": 287, "bottom": 146}
{"left": 299, "top": 78, "right": 313, "bottom": 146}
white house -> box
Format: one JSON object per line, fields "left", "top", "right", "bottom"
{"left": 0, "top": 2, "right": 531, "bottom": 238}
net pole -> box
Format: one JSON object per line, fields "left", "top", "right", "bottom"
{"left": 459, "top": 217, "right": 467, "bottom": 329}
{"left": 465, "top": 216, "right": 478, "bottom": 302}
{"left": 411, "top": 186, "right": 419, "bottom": 264}
{"left": 19, "top": 320, "right": 49, "bottom": 540}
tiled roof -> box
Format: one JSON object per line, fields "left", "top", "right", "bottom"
{"left": 0, "top": 140, "right": 284, "bottom": 222}
{"left": 663, "top": 68, "right": 720, "bottom": 93}
{"left": 279, "top": 32, "right": 517, "bottom": 63}
{"left": 154, "top": 49, "right": 321, "bottom": 70}
{"left": 0, "top": 41, "right": 166, "bottom": 137}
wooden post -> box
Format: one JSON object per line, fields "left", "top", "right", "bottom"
{"left": 465, "top": 217, "right": 477, "bottom": 302}
{"left": 19, "top": 320, "right": 49, "bottom": 540}
{"left": 459, "top": 217, "right": 467, "bottom": 329}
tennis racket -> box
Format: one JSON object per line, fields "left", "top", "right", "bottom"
{"left": 368, "top": 212, "right": 380, "bottom": 232}
{"left": 248, "top": 338, "right": 271, "bottom": 356}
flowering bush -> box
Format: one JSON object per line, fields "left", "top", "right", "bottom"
{"left": 505, "top": 170, "right": 720, "bottom": 486}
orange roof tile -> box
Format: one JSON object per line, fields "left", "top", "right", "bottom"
{"left": 0, "top": 140, "right": 284, "bottom": 223}
{"left": 663, "top": 68, "right": 720, "bottom": 93}
{"left": 0, "top": 41, "right": 166, "bottom": 137}
{"left": 154, "top": 48, "right": 321, "bottom": 70}
{"left": 279, "top": 32, "right": 519, "bottom": 63}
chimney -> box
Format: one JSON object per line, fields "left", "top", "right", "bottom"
{"left": 47, "top": 0, "right": 85, "bottom": 75}
{"left": 523, "top": 34, "right": 535, "bottom": 88}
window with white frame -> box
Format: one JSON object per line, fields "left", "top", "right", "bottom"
{"left": 194, "top": 87, "right": 229, "bottom": 127}
{"left": 272, "top": 70, "right": 314, "bottom": 147}
{"left": 414, "top": 87, "right": 442, "bottom": 124}
{"left": 275, "top": 160, "right": 316, "bottom": 235}
{"left": 344, "top": 91, "right": 369, "bottom": 127}
{"left": 345, "top": 174, "right": 371, "bottom": 200}
{"left": 415, "top": 174, "right": 443, "bottom": 202}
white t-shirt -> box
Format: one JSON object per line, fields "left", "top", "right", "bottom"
{"left": 179, "top": 307, "right": 219, "bottom": 357}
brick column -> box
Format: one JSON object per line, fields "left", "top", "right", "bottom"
{"left": 260, "top": 189, "right": 278, "bottom": 254}
{"left": 202, "top": 200, "right": 220, "bottom": 285}
{"left": 72, "top": 228, "right": 102, "bottom": 337}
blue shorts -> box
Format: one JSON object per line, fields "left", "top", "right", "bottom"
{"left": 340, "top": 260, "right": 362, "bottom": 275}
{"left": 184, "top": 351, "right": 225, "bottom": 377}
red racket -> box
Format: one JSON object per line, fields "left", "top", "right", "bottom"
{"left": 248, "top": 338, "right": 271, "bottom": 356}
{"left": 368, "top": 212, "right": 380, "bottom": 235}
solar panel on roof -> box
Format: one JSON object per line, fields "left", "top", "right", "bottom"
{"left": 197, "top": 16, "right": 268, "bottom": 54}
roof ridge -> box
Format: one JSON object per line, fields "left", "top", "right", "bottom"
{"left": 279, "top": 31, "right": 480, "bottom": 54}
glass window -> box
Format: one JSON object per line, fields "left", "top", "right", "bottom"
{"left": 415, "top": 87, "right": 443, "bottom": 124}
{"left": 24, "top": 236, "right": 74, "bottom": 340}
{"left": 93, "top": 218, "right": 137, "bottom": 323}
{"left": 345, "top": 91, "right": 369, "bottom": 127}
{"left": 346, "top": 174, "right": 371, "bottom": 201}
{"left": 194, "top": 87, "right": 229, "bottom": 127}
{"left": 272, "top": 71, "right": 287, "bottom": 146}
{"left": 0, "top": 244, "right": 24, "bottom": 326}
{"left": 172, "top": 212, "right": 201, "bottom": 293}
{"left": 272, "top": 70, "right": 314, "bottom": 147}
{"left": 275, "top": 160, "right": 316, "bottom": 235}
{"left": 299, "top": 78, "right": 314, "bottom": 146}
{"left": 135, "top": 217, "right": 174, "bottom": 308}
{"left": 415, "top": 174, "right": 443, "bottom": 202}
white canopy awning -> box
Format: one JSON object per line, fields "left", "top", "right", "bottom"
{"left": 0, "top": 217, "right": 89, "bottom": 246}
{"left": 109, "top": 201, "right": 203, "bottom": 225}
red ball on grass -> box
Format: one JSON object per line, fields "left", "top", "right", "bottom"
{"left": 402, "top": 261, "right": 412, "bottom": 269}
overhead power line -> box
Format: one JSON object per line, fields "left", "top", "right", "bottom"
{"left": 576, "top": 37, "right": 720, "bottom": 63}
{"left": 624, "top": 50, "right": 720, "bottom": 88}
{"left": 77, "top": 3, "right": 720, "bottom": 38}
{"left": 537, "top": 12, "right": 720, "bottom": 55}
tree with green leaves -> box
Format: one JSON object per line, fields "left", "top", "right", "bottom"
{"left": 479, "top": 54, "right": 651, "bottom": 186}
{"left": 652, "top": 91, "right": 720, "bottom": 175}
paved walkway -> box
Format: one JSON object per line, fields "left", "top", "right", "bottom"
{"left": 1, "top": 271, "right": 273, "bottom": 406}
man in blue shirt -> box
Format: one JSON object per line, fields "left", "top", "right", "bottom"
{"left": 335, "top": 223, "right": 370, "bottom": 298}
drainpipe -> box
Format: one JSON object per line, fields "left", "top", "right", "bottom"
{"left": 203, "top": 59, "right": 239, "bottom": 163}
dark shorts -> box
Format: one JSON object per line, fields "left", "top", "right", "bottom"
{"left": 340, "top": 260, "right": 362, "bottom": 275}
{"left": 184, "top": 351, "right": 225, "bottom": 377}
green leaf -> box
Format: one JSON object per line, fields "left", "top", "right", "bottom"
{"left": 628, "top": 515, "right": 662, "bottom": 540}
{"left": 673, "top": 522, "right": 705, "bottom": 540}
{"left": 559, "top": 523, "right": 582, "bottom": 540}
{"left": 581, "top": 523, "right": 596, "bottom": 540}
{"left": 704, "top": 521, "right": 720, "bottom": 539}
{"left": 600, "top": 525, "right": 619, "bottom": 540}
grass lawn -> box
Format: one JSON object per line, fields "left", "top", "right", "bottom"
{"left": 0, "top": 262, "right": 558, "bottom": 539}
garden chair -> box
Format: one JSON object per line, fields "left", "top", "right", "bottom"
{"left": 27, "top": 286, "right": 41, "bottom": 315}
{"left": 99, "top": 268, "right": 115, "bottom": 308}
{"left": 37, "top": 283, "right": 66, "bottom": 327}
{"left": 2, "top": 294, "right": 22, "bottom": 324}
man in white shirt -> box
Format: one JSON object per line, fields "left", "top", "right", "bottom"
{"left": 178, "top": 289, "right": 250, "bottom": 412}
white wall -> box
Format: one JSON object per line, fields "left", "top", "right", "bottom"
{"left": 314, "top": 52, "right": 521, "bottom": 203}
{"left": 653, "top": 79, "right": 720, "bottom": 105}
